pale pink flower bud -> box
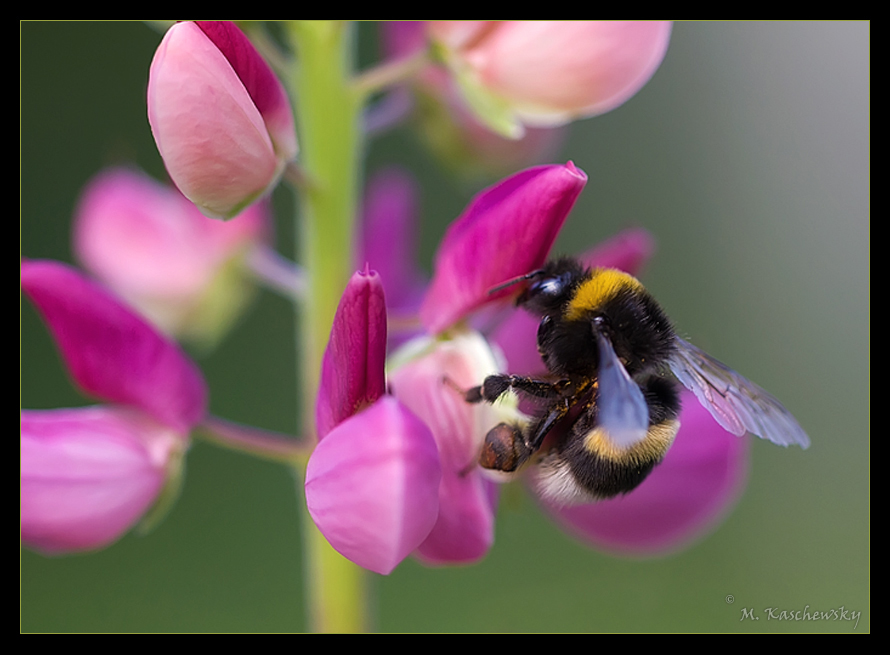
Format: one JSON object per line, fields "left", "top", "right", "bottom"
{"left": 73, "top": 167, "right": 269, "bottom": 346}
{"left": 148, "top": 21, "right": 297, "bottom": 219}
{"left": 428, "top": 21, "right": 672, "bottom": 135}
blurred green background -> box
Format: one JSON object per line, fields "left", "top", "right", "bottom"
{"left": 21, "top": 22, "right": 868, "bottom": 632}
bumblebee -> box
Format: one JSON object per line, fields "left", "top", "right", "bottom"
{"left": 465, "top": 257, "right": 810, "bottom": 505}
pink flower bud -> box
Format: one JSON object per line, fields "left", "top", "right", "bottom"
{"left": 316, "top": 269, "right": 388, "bottom": 440}
{"left": 309, "top": 270, "right": 442, "bottom": 574}
{"left": 21, "top": 407, "right": 183, "bottom": 555}
{"left": 428, "top": 21, "right": 672, "bottom": 133}
{"left": 73, "top": 167, "right": 269, "bottom": 346}
{"left": 148, "top": 21, "right": 297, "bottom": 219}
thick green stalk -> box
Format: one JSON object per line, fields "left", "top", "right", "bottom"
{"left": 286, "top": 21, "right": 367, "bottom": 633}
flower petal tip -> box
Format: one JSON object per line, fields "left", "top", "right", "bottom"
{"left": 419, "top": 162, "right": 586, "bottom": 333}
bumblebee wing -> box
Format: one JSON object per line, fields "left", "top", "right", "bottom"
{"left": 595, "top": 331, "right": 650, "bottom": 448}
{"left": 669, "top": 337, "right": 810, "bottom": 448}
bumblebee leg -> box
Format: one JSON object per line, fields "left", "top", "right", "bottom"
{"left": 467, "top": 374, "right": 566, "bottom": 404}
{"left": 526, "top": 400, "right": 573, "bottom": 450}
{"left": 479, "top": 423, "right": 533, "bottom": 472}
{"left": 480, "top": 397, "right": 582, "bottom": 473}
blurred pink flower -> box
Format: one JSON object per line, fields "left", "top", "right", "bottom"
{"left": 148, "top": 21, "right": 297, "bottom": 219}
{"left": 427, "top": 21, "right": 672, "bottom": 136}
{"left": 309, "top": 161, "right": 748, "bottom": 572}
{"left": 73, "top": 167, "right": 269, "bottom": 346}
{"left": 20, "top": 259, "right": 207, "bottom": 554}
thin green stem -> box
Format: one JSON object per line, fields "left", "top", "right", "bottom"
{"left": 197, "top": 415, "right": 308, "bottom": 465}
{"left": 285, "top": 20, "right": 368, "bottom": 634}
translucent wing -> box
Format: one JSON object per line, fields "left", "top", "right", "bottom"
{"left": 595, "top": 331, "right": 649, "bottom": 448}
{"left": 669, "top": 337, "right": 810, "bottom": 448}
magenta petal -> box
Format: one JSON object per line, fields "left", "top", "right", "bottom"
{"left": 581, "top": 227, "right": 655, "bottom": 276}
{"left": 541, "top": 390, "right": 749, "bottom": 556}
{"left": 357, "top": 168, "right": 424, "bottom": 312}
{"left": 420, "top": 162, "right": 587, "bottom": 333}
{"left": 316, "top": 270, "right": 388, "bottom": 440}
{"left": 305, "top": 397, "right": 441, "bottom": 575}
{"left": 380, "top": 21, "right": 427, "bottom": 60}
{"left": 194, "top": 21, "right": 297, "bottom": 161}
{"left": 357, "top": 168, "right": 427, "bottom": 315}
{"left": 21, "top": 260, "right": 207, "bottom": 433}
{"left": 21, "top": 407, "right": 180, "bottom": 555}
{"left": 489, "top": 308, "right": 544, "bottom": 376}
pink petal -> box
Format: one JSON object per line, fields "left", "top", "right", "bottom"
{"left": 305, "top": 397, "right": 441, "bottom": 575}
{"left": 380, "top": 21, "right": 427, "bottom": 60}
{"left": 21, "top": 407, "right": 180, "bottom": 555}
{"left": 452, "top": 21, "right": 673, "bottom": 126}
{"left": 73, "top": 167, "right": 269, "bottom": 338}
{"left": 148, "top": 21, "right": 294, "bottom": 219}
{"left": 194, "top": 21, "right": 297, "bottom": 162}
{"left": 487, "top": 309, "right": 543, "bottom": 376}
{"left": 316, "top": 269, "right": 387, "bottom": 440}
{"left": 413, "top": 465, "right": 498, "bottom": 565}
{"left": 357, "top": 168, "right": 427, "bottom": 316}
{"left": 21, "top": 260, "right": 207, "bottom": 433}
{"left": 420, "top": 162, "right": 587, "bottom": 334}
{"left": 426, "top": 21, "right": 493, "bottom": 51}
{"left": 580, "top": 227, "right": 656, "bottom": 276}
{"left": 540, "top": 390, "right": 749, "bottom": 556}
{"left": 389, "top": 333, "right": 503, "bottom": 564}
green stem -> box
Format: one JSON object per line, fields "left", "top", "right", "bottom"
{"left": 197, "top": 415, "right": 308, "bottom": 464}
{"left": 285, "top": 20, "right": 368, "bottom": 634}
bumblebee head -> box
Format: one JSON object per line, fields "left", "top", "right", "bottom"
{"left": 515, "top": 258, "right": 588, "bottom": 316}
{"left": 514, "top": 264, "right": 676, "bottom": 378}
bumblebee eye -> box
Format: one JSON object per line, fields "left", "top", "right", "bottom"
{"left": 541, "top": 278, "right": 562, "bottom": 295}
{"left": 528, "top": 276, "right": 562, "bottom": 299}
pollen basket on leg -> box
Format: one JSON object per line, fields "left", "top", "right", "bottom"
{"left": 564, "top": 269, "right": 644, "bottom": 321}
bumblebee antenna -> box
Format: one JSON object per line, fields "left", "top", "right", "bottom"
{"left": 486, "top": 269, "right": 544, "bottom": 296}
